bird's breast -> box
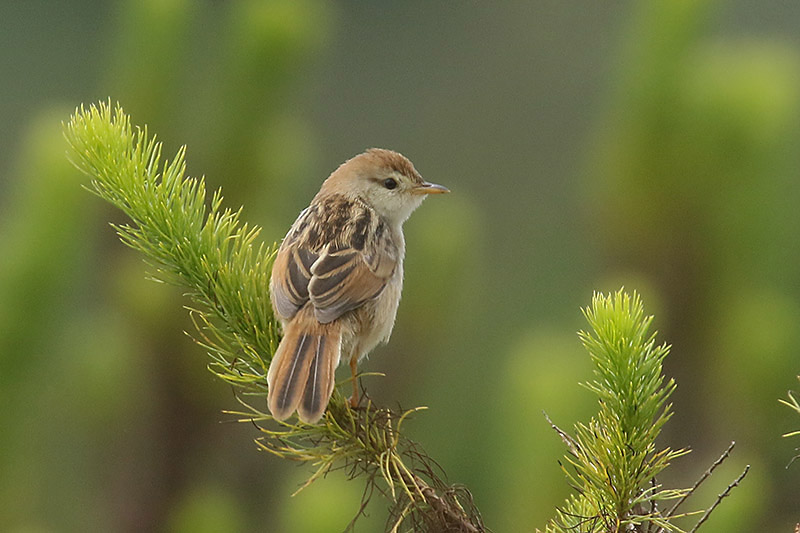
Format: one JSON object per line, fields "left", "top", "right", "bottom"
{"left": 340, "top": 258, "right": 403, "bottom": 362}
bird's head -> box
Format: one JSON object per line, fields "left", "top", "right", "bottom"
{"left": 320, "top": 148, "right": 448, "bottom": 226}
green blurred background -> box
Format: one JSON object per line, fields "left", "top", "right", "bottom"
{"left": 1, "top": 1, "right": 799, "bottom": 531}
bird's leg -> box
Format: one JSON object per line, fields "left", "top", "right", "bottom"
{"left": 348, "top": 354, "right": 359, "bottom": 407}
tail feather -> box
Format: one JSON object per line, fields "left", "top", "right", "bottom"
{"left": 267, "top": 316, "right": 341, "bottom": 423}
{"left": 298, "top": 334, "right": 340, "bottom": 423}
{"left": 267, "top": 327, "right": 315, "bottom": 421}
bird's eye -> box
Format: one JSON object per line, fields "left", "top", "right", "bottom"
{"left": 383, "top": 178, "right": 398, "bottom": 190}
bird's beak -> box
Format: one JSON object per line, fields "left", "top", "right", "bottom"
{"left": 412, "top": 181, "right": 450, "bottom": 195}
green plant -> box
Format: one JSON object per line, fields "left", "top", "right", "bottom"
{"left": 541, "top": 290, "right": 748, "bottom": 533}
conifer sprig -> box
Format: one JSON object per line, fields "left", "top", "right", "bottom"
{"left": 64, "top": 101, "right": 278, "bottom": 395}
{"left": 543, "top": 290, "right": 744, "bottom": 533}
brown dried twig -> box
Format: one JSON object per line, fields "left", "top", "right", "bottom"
{"left": 660, "top": 441, "right": 736, "bottom": 527}
{"left": 688, "top": 464, "right": 750, "bottom": 533}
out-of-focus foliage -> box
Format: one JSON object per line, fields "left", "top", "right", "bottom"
{"left": 587, "top": 1, "right": 800, "bottom": 531}
{"left": 1, "top": 2, "right": 329, "bottom": 531}
{"left": 1, "top": 0, "right": 799, "bottom": 531}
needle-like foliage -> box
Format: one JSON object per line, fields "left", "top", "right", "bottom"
{"left": 781, "top": 376, "right": 800, "bottom": 439}
{"left": 63, "top": 101, "right": 484, "bottom": 532}
{"left": 64, "top": 100, "right": 279, "bottom": 395}
{"left": 541, "top": 290, "right": 739, "bottom": 533}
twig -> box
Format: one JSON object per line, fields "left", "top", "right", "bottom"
{"left": 391, "top": 466, "right": 484, "bottom": 533}
{"left": 688, "top": 464, "right": 749, "bottom": 533}
{"left": 661, "top": 441, "right": 735, "bottom": 526}
{"left": 645, "top": 476, "right": 657, "bottom": 533}
{"left": 786, "top": 451, "right": 800, "bottom": 469}
{"left": 544, "top": 411, "right": 580, "bottom": 456}
{"left": 420, "top": 481, "right": 482, "bottom": 533}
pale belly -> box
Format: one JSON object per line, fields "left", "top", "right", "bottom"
{"left": 339, "top": 262, "right": 403, "bottom": 363}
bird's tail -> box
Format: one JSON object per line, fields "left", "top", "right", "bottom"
{"left": 267, "top": 312, "right": 341, "bottom": 424}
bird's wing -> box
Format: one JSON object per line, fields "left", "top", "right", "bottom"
{"left": 308, "top": 242, "right": 397, "bottom": 324}
{"left": 270, "top": 241, "right": 319, "bottom": 321}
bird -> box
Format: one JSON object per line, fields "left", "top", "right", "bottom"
{"left": 266, "top": 148, "right": 448, "bottom": 424}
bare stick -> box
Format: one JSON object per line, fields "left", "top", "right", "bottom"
{"left": 664, "top": 441, "right": 736, "bottom": 521}
{"left": 688, "top": 464, "right": 750, "bottom": 533}
{"left": 543, "top": 411, "right": 580, "bottom": 456}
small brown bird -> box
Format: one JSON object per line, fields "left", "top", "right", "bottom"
{"left": 267, "top": 148, "right": 448, "bottom": 424}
